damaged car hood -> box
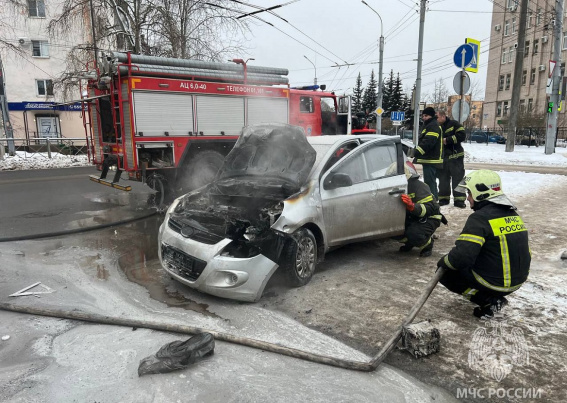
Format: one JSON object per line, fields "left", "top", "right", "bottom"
{"left": 217, "top": 123, "right": 317, "bottom": 191}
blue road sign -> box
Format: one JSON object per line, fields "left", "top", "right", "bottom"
{"left": 391, "top": 111, "right": 405, "bottom": 121}
{"left": 453, "top": 44, "right": 475, "bottom": 69}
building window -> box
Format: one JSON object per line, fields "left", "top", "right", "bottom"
{"left": 28, "top": 0, "right": 45, "bottom": 17}
{"left": 499, "top": 75, "right": 505, "bottom": 91}
{"left": 505, "top": 73, "right": 511, "bottom": 90}
{"left": 528, "top": 98, "right": 533, "bottom": 111}
{"left": 525, "top": 41, "right": 529, "bottom": 56}
{"left": 509, "top": 46, "right": 515, "bottom": 63}
{"left": 530, "top": 68, "right": 536, "bottom": 84}
{"left": 36, "top": 79, "right": 54, "bottom": 96}
{"left": 503, "top": 101, "right": 509, "bottom": 117}
{"left": 522, "top": 69, "right": 527, "bottom": 85}
{"left": 536, "top": 8, "right": 542, "bottom": 26}
{"left": 502, "top": 48, "right": 508, "bottom": 64}
{"left": 520, "top": 99, "right": 526, "bottom": 112}
{"left": 512, "top": 18, "right": 517, "bottom": 33}
{"left": 527, "top": 13, "right": 532, "bottom": 29}
{"left": 504, "top": 20, "right": 510, "bottom": 36}
{"left": 31, "top": 40, "right": 49, "bottom": 57}
{"left": 533, "top": 39, "right": 539, "bottom": 54}
{"left": 563, "top": 32, "right": 567, "bottom": 49}
{"left": 497, "top": 102, "right": 502, "bottom": 117}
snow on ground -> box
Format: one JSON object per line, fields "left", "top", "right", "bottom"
{"left": 0, "top": 151, "right": 89, "bottom": 171}
{"left": 464, "top": 142, "right": 567, "bottom": 166}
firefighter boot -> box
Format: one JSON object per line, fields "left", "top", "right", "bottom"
{"left": 419, "top": 238, "right": 434, "bottom": 257}
{"left": 438, "top": 198, "right": 450, "bottom": 206}
{"left": 399, "top": 244, "right": 414, "bottom": 253}
{"left": 473, "top": 297, "right": 508, "bottom": 319}
{"left": 454, "top": 200, "right": 466, "bottom": 209}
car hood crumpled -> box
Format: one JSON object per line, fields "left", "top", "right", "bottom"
{"left": 217, "top": 123, "right": 317, "bottom": 192}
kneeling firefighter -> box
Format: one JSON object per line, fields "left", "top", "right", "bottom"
{"left": 437, "top": 170, "right": 531, "bottom": 319}
{"left": 397, "top": 161, "right": 447, "bottom": 257}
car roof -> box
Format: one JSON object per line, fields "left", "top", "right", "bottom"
{"left": 306, "top": 134, "right": 397, "bottom": 145}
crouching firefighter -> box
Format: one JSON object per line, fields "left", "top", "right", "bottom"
{"left": 397, "top": 161, "right": 447, "bottom": 257}
{"left": 437, "top": 170, "right": 531, "bottom": 319}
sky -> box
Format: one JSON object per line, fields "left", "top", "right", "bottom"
{"left": 241, "top": 0, "right": 495, "bottom": 100}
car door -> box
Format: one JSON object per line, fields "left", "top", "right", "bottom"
{"left": 320, "top": 139, "right": 406, "bottom": 247}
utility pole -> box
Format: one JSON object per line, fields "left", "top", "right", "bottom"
{"left": 361, "top": 1, "right": 384, "bottom": 133}
{"left": 413, "top": 0, "right": 427, "bottom": 145}
{"left": 545, "top": 0, "right": 564, "bottom": 155}
{"left": 304, "top": 55, "right": 317, "bottom": 86}
{"left": 507, "top": 0, "right": 529, "bottom": 152}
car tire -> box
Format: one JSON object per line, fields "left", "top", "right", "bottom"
{"left": 179, "top": 150, "right": 225, "bottom": 192}
{"left": 281, "top": 228, "right": 317, "bottom": 287}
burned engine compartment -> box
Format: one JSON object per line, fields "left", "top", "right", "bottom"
{"left": 170, "top": 178, "right": 298, "bottom": 261}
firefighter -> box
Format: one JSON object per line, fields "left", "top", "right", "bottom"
{"left": 437, "top": 170, "right": 531, "bottom": 319}
{"left": 414, "top": 107, "right": 443, "bottom": 200}
{"left": 398, "top": 162, "right": 445, "bottom": 257}
{"left": 436, "top": 110, "right": 467, "bottom": 208}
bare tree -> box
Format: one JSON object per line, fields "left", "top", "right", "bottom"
{"left": 428, "top": 78, "right": 449, "bottom": 110}
{"left": 468, "top": 78, "right": 484, "bottom": 101}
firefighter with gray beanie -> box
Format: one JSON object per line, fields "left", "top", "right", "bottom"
{"left": 413, "top": 106, "right": 443, "bottom": 200}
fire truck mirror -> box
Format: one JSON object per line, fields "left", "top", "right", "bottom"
{"left": 338, "top": 97, "right": 349, "bottom": 114}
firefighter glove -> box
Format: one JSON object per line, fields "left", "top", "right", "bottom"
{"left": 401, "top": 194, "right": 415, "bottom": 211}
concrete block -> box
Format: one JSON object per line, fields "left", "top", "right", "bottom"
{"left": 401, "top": 320, "right": 440, "bottom": 358}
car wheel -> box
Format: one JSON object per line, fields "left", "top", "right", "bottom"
{"left": 282, "top": 228, "right": 317, "bottom": 287}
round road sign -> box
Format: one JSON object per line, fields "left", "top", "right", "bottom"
{"left": 451, "top": 100, "right": 470, "bottom": 123}
{"left": 453, "top": 71, "right": 471, "bottom": 94}
{"left": 453, "top": 44, "right": 475, "bottom": 69}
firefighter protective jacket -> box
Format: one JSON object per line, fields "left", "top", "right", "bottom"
{"left": 441, "top": 119, "right": 466, "bottom": 160}
{"left": 415, "top": 118, "right": 443, "bottom": 165}
{"left": 406, "top": 177, "right": 442, "bottom": 221}
{"left": 439, "top": 202, "right": 531, "bottom": 292}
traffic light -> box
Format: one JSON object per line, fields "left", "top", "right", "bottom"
{"left": 548, "top": 102, "right": 554, "bottom": 113}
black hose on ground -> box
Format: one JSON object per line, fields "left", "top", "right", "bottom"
{"left": 0, "top": 212, "right": 157, "bottom": 243}
{"left": 0, "top": 268, "right": 446, "bottom": 371}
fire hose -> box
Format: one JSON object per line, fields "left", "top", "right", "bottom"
{"left": 0, "top": 268, "right": 446, "bottom": 372}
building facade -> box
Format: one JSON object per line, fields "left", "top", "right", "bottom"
{"left": 0, "top": 0, "right": 88, "bottom": 142}
{"left": 484, "top": 0, "right": 567, "bottom": 130}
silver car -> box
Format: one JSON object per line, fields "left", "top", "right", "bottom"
{"left": 158, "top": 124, "right": 409, "bottom": 302}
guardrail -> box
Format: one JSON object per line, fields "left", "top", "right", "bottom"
{"left": 0, "top": 137, "right": 91, "bottom": 161}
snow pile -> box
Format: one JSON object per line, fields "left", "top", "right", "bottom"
{"left": 0, "top": 151, "right": 90, "bottom": 171}
{"left": 464, "top": 142, "right": 567, "bottom": 166}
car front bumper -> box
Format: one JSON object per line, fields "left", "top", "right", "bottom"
{"left": 158, "top": 220, "right": 279, "bottom": 302}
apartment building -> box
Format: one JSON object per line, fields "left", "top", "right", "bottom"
{"left": 0, "top": 0, "right": 88, "bottom": 141}
{"left": 483, "top": 0, "right": 567, "bottom": 129}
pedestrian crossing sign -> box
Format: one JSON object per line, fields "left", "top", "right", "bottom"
{"left": 465, "top": 38, "right": 480, "bottom": 74}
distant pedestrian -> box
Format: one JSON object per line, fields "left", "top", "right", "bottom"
{"left": 414, "top": 107, "right": 443, "bottom": 200}
{"left": 436, "top": 110, "right": 467, "bottom": 208}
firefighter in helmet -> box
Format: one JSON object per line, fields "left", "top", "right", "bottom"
{"left": 397, "top": 161, "right": 446, "bottom": 257}
{"left": 437, "top": 170, "right": 531, "bottom": 319}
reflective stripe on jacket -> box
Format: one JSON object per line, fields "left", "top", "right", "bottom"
{"left": 441, "top": 119, "right": 466, "bottom": 160}
{"left": 415, "top": 118, "right": 443, "bottom": 164}
{"left": 406, "top": 177, "right": 441, "bottom": 220}
{"left": 442, "top": 202, "right": 531, "bottom": 291}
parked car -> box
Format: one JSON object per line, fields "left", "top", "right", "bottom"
{"left": 158, "top": 124, "right": 410, "bottom": 301}
{"left": 469, "top": 131, "right": 506, "bottom": 144}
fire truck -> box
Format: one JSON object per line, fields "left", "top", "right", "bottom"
{"left": 84, "top": 52, "right": 365, "bottom": 204}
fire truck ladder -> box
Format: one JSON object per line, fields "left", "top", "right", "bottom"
{"left": 89, "top": 73, "right": 131, "bottom": 192}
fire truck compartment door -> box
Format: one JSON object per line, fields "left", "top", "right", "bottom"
{"left": 133, "top": 91, "right": 194, "bottom": 136}
{"left": 196, "top": 95, "right": 244, "bottom": 136}
{"left": 247, "top": 97, "right": 289, "bottom": 125}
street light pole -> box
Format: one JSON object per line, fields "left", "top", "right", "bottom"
{"left": 304, "top": 55, "right": 317, "bottom": 86}
{"left": 362, "top": 0, "right": 384, "bottom": 133}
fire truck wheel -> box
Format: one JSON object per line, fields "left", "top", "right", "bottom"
{"left": 146, "top": 174, "right": 165, "bottom": 210}
{"left": 181, "top": 150, "right": 225, "bottom": 191}
{"left": 281, "top": 228, "right": 317, "bottom": 287}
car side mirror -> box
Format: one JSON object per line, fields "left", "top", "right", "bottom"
{"left": 324, "top": 172, "right": 353, "bottom": 190}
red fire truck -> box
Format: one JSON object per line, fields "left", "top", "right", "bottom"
{"left": 84, "top": 52, "right": 364, "bottom": 203}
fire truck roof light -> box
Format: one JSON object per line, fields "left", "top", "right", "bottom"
{"left": 291, "top": 85, "right": 320, "bottom": 91}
